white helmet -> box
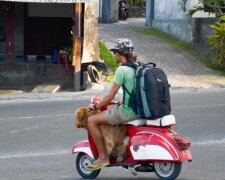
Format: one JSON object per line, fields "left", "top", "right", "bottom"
{"left": 110, "top": 38, "right": 134, "bottom": 54}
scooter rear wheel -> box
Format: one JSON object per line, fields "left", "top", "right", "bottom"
{"left": 154, "top": 162, "right": 182, "bottom": 180}
{"left": 76, "top": 152, "right": 101, "bottom": 179}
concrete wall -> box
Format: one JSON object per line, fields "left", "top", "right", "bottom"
{"left": 153, "top": 19, "right": 193, "bottom": 43}
{"left": 111, "top": 0, "right": 119, "bottom": 23}
{"left": 192, "top": 18, "right": 216, "bottom": 53}
{"left": 101, "top": 0, "right": 111, "bottom": 23}
{"left": 0, "top": 64, "right": 72, "bottom": 88}
{"left": 101, "top": 0, "right": 119, "bottom": 23}
{"left": 192, "top": 18, "right": 215, "bottom": 44}
{"left": 145, "top": 0, "right": 217, "bottom": 51}
{"left": 152, "top": 0, "right": 193, "bottom": 43}
{"left": 154, "top": 0, "right": 190, "bottom": 19}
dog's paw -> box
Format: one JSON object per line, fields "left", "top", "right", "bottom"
{"left": 117, "top": 156, "right": 123, "bottom": 162}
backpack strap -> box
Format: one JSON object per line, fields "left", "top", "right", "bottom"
{"left": 122, "top": 85, "right": 132, "bottom": 105}
{"left": 157, "top": 77, "right": 170, "bottom": 116}
{"left": 121, "top": 62, "right": 144, "bottom": 106}
{"left": 121, "top": 61, "right": 138, "bottom": 69}
{"left": 121, "top": 62, "right": 136, "bottom": 104}
{"left": 122, "top": 85, "right": 131, "bottom": 96}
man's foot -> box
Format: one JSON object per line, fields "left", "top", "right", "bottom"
{"left": 86, "top": 159, "right": 110, "bottom": 170}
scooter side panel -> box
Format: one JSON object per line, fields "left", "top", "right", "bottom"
{"left": 72, "top": 140, "right": 94, "bottom": 159}
{"left": 129, "top": 133, "right": 180, "bottom": 161}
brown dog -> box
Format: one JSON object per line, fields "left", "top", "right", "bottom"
{"left": 74, "top": 107, "right": 129, "bottom": 161}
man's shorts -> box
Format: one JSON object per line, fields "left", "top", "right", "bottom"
{"left": 105, "top": 106, "right": 139, "bottom": 125}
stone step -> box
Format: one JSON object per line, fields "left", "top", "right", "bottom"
{"left": 31, "top": 84, "right": 61, "bottom": 93}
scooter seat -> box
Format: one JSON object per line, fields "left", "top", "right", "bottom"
{"left": 125, "top": 119, "right": 146, "bottom": 126}
{"left": 146, "top": 115, "right": 176, "bottom": 127}
{"left": 125, "top": 115, "right": 176, "bottom": 127}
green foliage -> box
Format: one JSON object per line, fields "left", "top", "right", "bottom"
{"left": 105, "top": 73, "right": 114, "bottom": 82}
{"left": 124, "top": 0, "right": 146, "bottom": 7}
{"left": 208, "top": 16, "right": 225, "bottom": 71}
{"left": 201, "top": 57, "right": 225, "bottom": 74}
{"left": 187, "top": 0, "right": 225, "bottom": 17}
{"left": 99, "top": 41, "right": 118, "bottom": 71}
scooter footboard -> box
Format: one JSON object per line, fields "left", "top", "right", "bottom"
{"left": 72, "top": 140, "right": 94, "bottom": 159}
{"left": 129, "top": 133, "right": 181, "bottom": 161}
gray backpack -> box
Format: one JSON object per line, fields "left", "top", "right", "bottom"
{"left": 122, "top": 62, "right": 171, "bottom": 119}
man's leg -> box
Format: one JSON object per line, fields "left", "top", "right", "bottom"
{"left": 88, "top": 111, "right": 110, "bottom": 165}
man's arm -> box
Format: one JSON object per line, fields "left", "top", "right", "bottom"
{"left": 94, "top": 82, "right": 120, "bottom": 109}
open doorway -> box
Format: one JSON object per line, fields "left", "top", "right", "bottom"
{"left": 24, "top": 3, "right": 74, "bottom": 62}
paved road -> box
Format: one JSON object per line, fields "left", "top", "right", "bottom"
{"left": 0, "top": 90, "right": 225, "bottom": 180}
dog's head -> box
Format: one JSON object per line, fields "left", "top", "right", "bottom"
{"left": 74, "top": 107, "right": 99, "bottom": 129}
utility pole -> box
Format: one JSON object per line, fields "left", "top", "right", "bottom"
{"left": 73, "top": 3, "right": 83, "bottom": 91}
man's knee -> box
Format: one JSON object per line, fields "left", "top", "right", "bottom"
{"left": 88, "top": 113, "right": 107, "bottom": 128}
{"left": 87, "top": 116, "right": 96, "bottom": 128}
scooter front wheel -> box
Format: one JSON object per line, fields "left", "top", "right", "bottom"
{"left": 76, "top": 152, "right": 101, "bottom": 179}
{"left": 154, "top": 162, "right": 182, "bottom": 180}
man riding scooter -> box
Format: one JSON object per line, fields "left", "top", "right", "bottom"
{"left": 87, "top": 38, "right": 140, "bottom": 170}
{"left": 119, "top": 0, "right": 129, "bottom": 20}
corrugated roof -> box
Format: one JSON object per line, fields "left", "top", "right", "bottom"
{"left": 0, "top": 0, "right": 97, "bottom": 3}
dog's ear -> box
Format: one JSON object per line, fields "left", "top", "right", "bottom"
{"left": 75, "top": 107, "right": 88, "bottom": 121}
{"left": 75, "top": 107, "right": 90, "bottom": 129}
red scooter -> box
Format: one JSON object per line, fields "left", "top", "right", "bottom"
{"left": 72, "top": 97, "right": 192, "bottom": 179}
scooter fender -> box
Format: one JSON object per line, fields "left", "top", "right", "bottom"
{"left": 129, "top": 133, "right": 181, "bottom": 162}
{"left": 72, "top": 140, "right": 94, "bottom": 159}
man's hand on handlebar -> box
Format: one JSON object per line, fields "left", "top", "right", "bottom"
{"left": 88, "top": 103, "right": 99, "bottom": 110}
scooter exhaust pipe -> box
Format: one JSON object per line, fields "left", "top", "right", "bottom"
{"left": 122, "top": 166, "right": 137, "bottom": 176}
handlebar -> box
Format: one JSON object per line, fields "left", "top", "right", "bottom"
{"left": 91, "top": 96, "right": 119, "bottom": 111}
